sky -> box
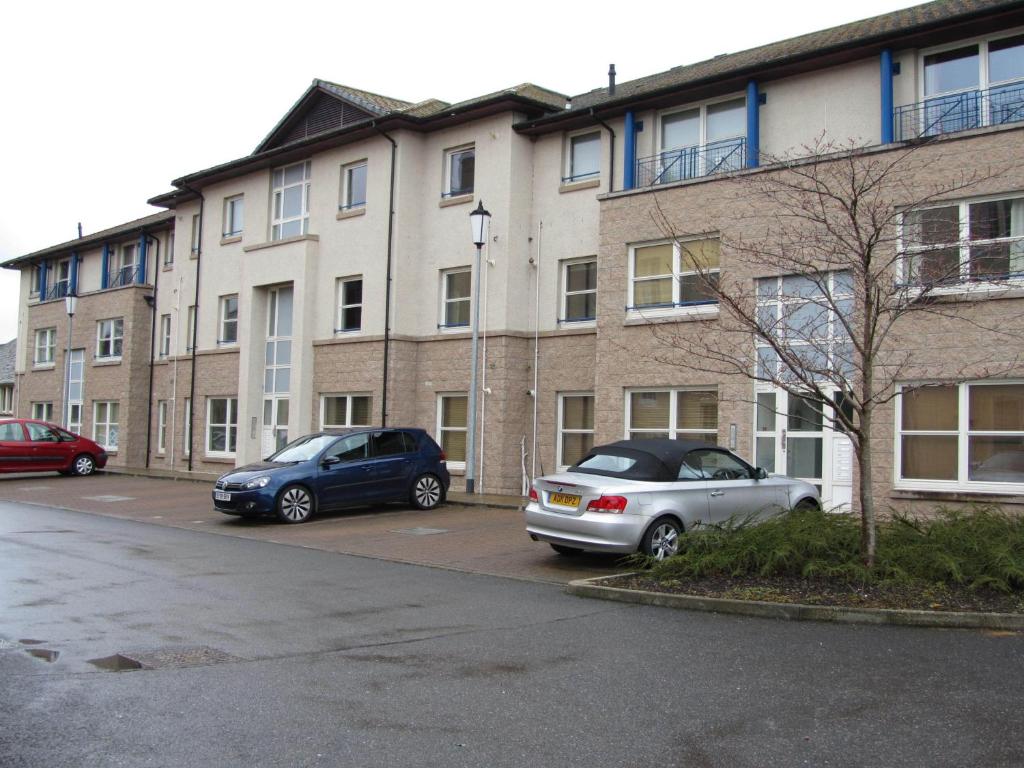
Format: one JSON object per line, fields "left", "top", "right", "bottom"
{"left": 0, "top": 0, "right": 919, "bottom": 342}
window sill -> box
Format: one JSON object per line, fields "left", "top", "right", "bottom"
{"left": 204, "top": 455, "right": 237, "bottom": 464}
{"left": 217, "top": 341, "right": 239, "bottom": 349}
{"left": 892, "top": 483, "right": 1024, "bottom": 499}
{"left": 439, "top": 194, "right": 473, "bottom": 208}
{"left": 162, "top": 263, "right": 174, "bottom": 272}
{"left": 625, "top": 304, "right": 719, "bottom": 324}
{"left": 558, "top": 319, "right": 596, "bottom": 329}
{"left": 559, "top": 178, "right": 600, "bottom": 194}
{"left": 904, "top": 281, "right": 1024, "bottom": 303}
{"left": 438, "top": 324, "right": 471, "bottom": 335}
{"left": 220, "top": 235, "right": 242, "bottom": 246}
{"left": 32, "top": 362, "right": 56, "bottom": 371}
{"left": 336, "top": 207, "right": 366, "bottom": 220}
{"left": 334, "top": 328, "right": 363, "bottom": 336}
{"left": 243, "top": 234, "right": 319, "bottom": 253}
{"left": 94, "top": 357, "right": 123, "bottom": 367}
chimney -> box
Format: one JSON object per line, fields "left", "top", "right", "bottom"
{"left": 608, "top": 64, "right": 616, "bottom": 96}
{"left": 77, "top": 222, "right": 83, "bottom": 238}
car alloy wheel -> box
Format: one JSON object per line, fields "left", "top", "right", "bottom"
{"left": 411, "top": 474, "right": 443, "bottom": 510}
{"left": 278, "top": 485, "right": 313, "bottom": 524}
{"left": 73, "top": 454, "right": 96, "bottom": 476}
{"left": 642, "top": 518, "right": 682, "bottom": 561}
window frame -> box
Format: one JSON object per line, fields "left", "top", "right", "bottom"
{"left": 919, "top": 31, "right": 1024, "bottom": 100}
{"left": 340, "top": 160, "right": 368, "bottom": 211}
{"left": 627, "top": 237, "right": 721, "bottom": 318}
{"left": 335, "top": 276, "right": 363, "bottom": 333}
{"left": 164, "top": 232, "right": 175, "bottom": 266}
{"left": 156, "top": 400, "right": 167, "bottom": 454}
{"left": 218, "top": 294, "right": 238, "bottom": 346}
{"left": 185, "top": 305, "right": 196, "bottom": 353}
{"left": 440, "top": 267, "right": 472, "bottom": 330}
{"left": 895, "top": 380, "right": 1024, "bottom": 494}
{"left": 564, "top": 130, "right": 602, "bottom": 184}
{"left": 30, "top": 265, "right": 41, "bottom": 297}
{"left": 319, "top": 393, "right": 372, "bottom": 429}
{"left": 658, "top": 94, "right": 747, "bottom": 151}
{"left": 442, "top": 145, "right": 475, "bottom": 199}
{"left": 206, "top": 397, "right": 238, "bottom": 458}
{"left": 624, "top": 387, "right": 719, "bottom": 443}
{"left": 159, "top": 314, "right": 171, "bottom": 358}
{"left": 437, "top": 393, "right": 468, "bottom": 469}
{"left": 560, "top": 257, "right": 597, "bottom": 324}
{"left": 0, "top": 385, "right": 12, "bottom": 415}
{"left": 223, "top": 195, "right": 244, "bottom": 238}
{"left": 93, "top": 400, "right": 119, "bottom": 450}
{"left": 557, "top": 392, "right": 595, "bottom": 471}
{"left": 190, "top": 214, "right": 201, "bottom": 258}
{"left": 96, "top": 318, "right": 124, "bottom": 360}
{"left": 32, "top": 402, "right": 54, "bottom": 422}
{"left": 34, "top": 327, "right": 56, "bottom": 366}
{"left": 271, "top": 160, "right": 312, "bottom": 240}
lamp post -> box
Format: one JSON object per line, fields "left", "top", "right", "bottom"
{"left": 466, "top": 201, "right": 491, "bottom": 494}
{"left": 63, "top": 295, "right": 77, "bottom": 429}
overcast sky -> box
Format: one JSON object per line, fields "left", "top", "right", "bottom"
{"left": 0, "top": 0, "right": 918, "bottom": 342}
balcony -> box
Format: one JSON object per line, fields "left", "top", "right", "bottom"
{"left": 636, "top": 138, "right": 745, "bottom": 188}
{"left": 107, "top": 264, "right": 143, "bottom": 289}
{"left": 894, "top": 82, "right": 1024, "bottom": 142}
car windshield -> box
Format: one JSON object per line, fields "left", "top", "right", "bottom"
{"left": 267, "top": 435, "right": 337, "bottom": 463}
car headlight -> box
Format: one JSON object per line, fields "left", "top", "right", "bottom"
{"left": 243, "top": 476, "right": 271, "bottom": 490}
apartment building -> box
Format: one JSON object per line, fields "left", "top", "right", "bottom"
{"left": 6, "top": 0, "right": 1024, "bottom": 509}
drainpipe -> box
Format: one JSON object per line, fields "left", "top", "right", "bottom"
{"left": 623, "top": 111, "right": 636, "bottom": 190}
{"left": 144, "top": 230, "right": 161, "bottom": 468}
{"left": 746, "top": 80, "right": 760, "bottom": 169}
{"left": 589, "top": 109, "right": 616, "bottom": 192}
{"left": 373, "top": 122, "right": 397, "bottom": 427}
{"left": 181, "top": 185, "right": 204, "bottom": 471}
{"left": 880, "top": 49, "right": 895, "bottom": 144}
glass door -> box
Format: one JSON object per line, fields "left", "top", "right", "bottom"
{"left": 262, "top": 286, "right": 292, "bottom": 456}
{"left": 66, "top": 349, "right": 84, "bottom": 434}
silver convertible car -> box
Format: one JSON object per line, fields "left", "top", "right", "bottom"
{"left": 525, "top": 439, "right": 820, "bottom": 560}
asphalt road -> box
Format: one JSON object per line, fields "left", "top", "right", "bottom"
{"left": 2, "top": 501, "right": 1023, "bottom": 767}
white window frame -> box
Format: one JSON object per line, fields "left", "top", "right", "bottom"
{"left": 191, "top": 214, "right": 201, "bottom": 257}
{"left": 624, "top": 387, "right": 719, "bottom": 442}
{"left": 30, "top": 265, "right": 41, "bottom": 297}
{"left": 658, "top": 94, "right": 747, "bottom": 152}
{"left": 627, "top": 238, "right": 720, "bottom": 319}
{"left": 51, "top": 258, "right": 71, "bottom": 298}
{"left": 206, "top": 397, "right": 238, "bottom": 458}
{"left": 319, "top": 394, "right": 372, "bottom": 429}
{"left": 919, "top": 31, "right": 1024, "bottom": 100}
{"left": 159, "top": 314, "right": 171, "bottom": 358}
{"left": 895, "top": 380, "right": 1024, "bottom": 494}
{"left": 0, "top": 385, "right": 13, "bottom": 415}
{"left": 185, "top": 305, "right": 196, "bottom": 353}
{"left": 335, "top": 276, "right": 363, "bottom": 333}
{"left": 442, "top": 145, "right": 475, "bottom": 198}
{"left": 564, "top": 130, "right": 601, "bottom": 183}
{"left": 164, "top": 232, "right": 175, "bottom": 266}
{"left": 96, "top": 318, "right": 124, "bottom": 360}
{"left": 440, "top": 267, "right": 472, "bottom": 330}
{"left": 183, "top": 397, "right": 192, "bottom": 456}
{"left": 223, "top": 195, "right": 244, "bottom": 238}
{"left": 340, "top": 160, "right": 368, "bottom": 210}
{"left": 271, "top": 160, "right": 312, "bottom": 240}
{"left": 157, "top": 400, "right": 167, "bottom": 454}
{"left": 437, "top": 393, "right": 468, "bottom": 469}
{"left": 557, "top": 392, "right": 595, "bottom": 471}
{"left": 560, "top": 257, "right": 597, "bottom": 325}
{"left": 32, "top": 402, "right": 54, "bottom": 422}
{"left": 34, "top": 327, "right": 56, "bottom": 366}
{"left": 112, "top": 243, "right": 138, "bottom": 287}
{"left": 93, "top": 401, "right": 119, "bottom": 450}
{"left": 219, "top": 295, "right": 238, "bottom": 346}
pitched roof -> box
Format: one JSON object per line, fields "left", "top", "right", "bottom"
{"left": 317, "top": 80, "right": 412, "bottom": 114}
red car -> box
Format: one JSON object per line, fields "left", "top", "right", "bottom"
{"left": 0, "top": 419, "right": 108, "bottom": 476}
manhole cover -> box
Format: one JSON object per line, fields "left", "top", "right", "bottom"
{"left": 82, "top": 495, "right": 136, "bottom": 503}
{"left": 393, "top": 527, "right": 450, "bottom": 536}
{"left": 88, "top": 646, "right": 240, "bottom": 671}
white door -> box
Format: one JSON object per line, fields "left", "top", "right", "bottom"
{"left": 66, "top": 349, "right": 84, "bottom": 434}
{"left": 262, "top": 286, "right": 293, "bottom": 456}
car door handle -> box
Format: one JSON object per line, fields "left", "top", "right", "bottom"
{"left": 709, "top": 491, "right": 725, "bottom": 497}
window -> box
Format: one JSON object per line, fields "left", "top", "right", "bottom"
{"left": 206, "top": 397, "right": 238, "bottom": 456}
{"left": 93, "top": 401, "right": 119, "bottom": 450}
{"left": 903, "top": 197, "right": 1024, "bottom": 285}
{"left": 223, "top": 195, "right": 244, "bottom": 238}
{"left": 336, "top": 277, "right": 363, "bottom": 333}
{"left": 626, "top": 389, "right": 718, "bottom": 443}
{"left": 897, "top": 382, "right": 1024, "bottom": 491}
{"left": 271, "top": 160, "right": 311, "bottom": 240}
{"left": 0, "top": 384, "right": 12, "bottom": 415}
{"left": 164, "top": 232, "right": 175, "bottom": 266}
{"left": 558, "top": 393, "right": 595, "bottom": 469}
{"left": 183, "top": 397, "right": 192, "bottom": 456}
{"left": 340, "top": 161, "right": 367, "bottom": 210}
{"left": 186, "top": 305, "right": 196, "bottom": 353}
{"left": 219, "top": 295, "right": 238, "bottom": 345}
{"left": 371, "top": 430, "right": 415, "bottom": 457}
{"left": 438, "top": 394, "right": 467, "bottom": 465}
{"left": 30, "top": 265, "right": 41, "bottom": 297}
{"left": 755, "top": 271, "right": 854, "bottom": 384}
{"left": 191, "top": 214, "right": 201, "bottom": 257}
{"left": 31, "top": 402, "right": 53, "bottom": 422}
{"left": 565, "top": 132, "right": 600, "bottom": 183}
{"left": 629, "top": 238, "right": 720, "bottom": 313}
{"left": 34, "top": 328, "right": 56, "bottom": 365}
{"left": 561, "top": 258, "right": 597, "bottom": 323}
{"left": 159, "top": 314, "right": 171, "bottom": 358}
{"left": 111, "top": 244, "right": 138, "bottom": 287}
{"left": 441, "top": 268, "right": 471, "bottom": 328}
{"left": 649, "top": 97, "right": 746, "bottom": 184}
{"left": 320, "top": 394, "right": 372, "bottom": 429}
{"left": 96, "top": 318, "right": 124, "bottom": 359}
{"left": 157, "top": 400, "right": 167, "bottom": 454}
{"left": 443, "top": 145, "right": 474, "bottom": 198}
{"left": 51, "top": 258, "right": 71, "bottom": 298}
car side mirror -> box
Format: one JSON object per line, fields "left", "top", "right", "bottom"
{"left": 754, "top": 467, "right": 769, "bottom": 480}
{"left": 321, "top": 455, "right": 341, "bottom": 467}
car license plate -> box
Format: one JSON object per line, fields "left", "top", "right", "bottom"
{"left": 549, "top": 492, "right": 580, "bottom": 507}
{"left": 214, "top": 491, "right": 231, "bottom": 501}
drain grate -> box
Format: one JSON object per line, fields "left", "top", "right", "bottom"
{"left": 88, "top": 646, "right": 241, "bottom": 671}
{"left": 393, "top": 527, "right": 450, "bottom": 536}
{"left": 82, "top": 495, "right": 136, "bottom": 503}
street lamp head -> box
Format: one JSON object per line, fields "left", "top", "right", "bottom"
{"left": 469, "top": 201, "right": 491, "bottom": 248}
{"left": 65, "top": 295, "right": 77, "bottom": 317}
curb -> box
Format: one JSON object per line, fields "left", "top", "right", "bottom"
{"left": 566, "top": 575, "right": 1024, "bottom": 630}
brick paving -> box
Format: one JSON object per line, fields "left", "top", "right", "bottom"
{"left": 0, "top": 471, "right": 628, "bottom": 584}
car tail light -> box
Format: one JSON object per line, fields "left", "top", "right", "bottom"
{"left": 586, "top": 495, "right": 628, "bottom": 513}
{"left": 528, "top": 487, "right": 539, "bottom": 502}
{"left": 439, "top": 450, "right": 447, "bottom": 462}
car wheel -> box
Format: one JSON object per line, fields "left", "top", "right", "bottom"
{"left": 411, "top": 473, "right": 444, "bottom": 510}
{"left": 795, "top": 498, "right": 820, "bottom": 512}
{"left": 640, "top": 517, "right": 682, "bottom": 560}
{"left": 549, "top": 543, "right": 583, "bottom": 556}
{"left": 277, "top": 485, "right": 314, "bottom": 524}
{"left": 72, "top": 454, "right": 96, "bottom": 476}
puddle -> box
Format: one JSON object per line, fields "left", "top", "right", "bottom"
{"left": 82, "top": 495, "right": 136, "bottom": 503}
{"left": 18, "top": 639, "right": 45, "bottom": 645}
{"left": 25, "top": 648, "right": 59, "bottom": 662}
{"left": 88, "top": 654, "right": 144, "bottom": 671}
{"left": 393, "top": 527, "right": 450, "bottom": 536}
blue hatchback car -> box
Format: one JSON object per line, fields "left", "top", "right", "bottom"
{"left": 212, "top": 427, "right": 450, "bottom": 523}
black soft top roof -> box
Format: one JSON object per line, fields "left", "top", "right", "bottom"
{"left": 572, "top": 438, "right": 720, "bottom": 481}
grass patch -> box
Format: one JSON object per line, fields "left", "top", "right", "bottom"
{"left": 637, "top": 506, "right": 1024, "bottom": 594}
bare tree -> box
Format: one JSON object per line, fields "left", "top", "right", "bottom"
{"left": 643, "top": 137, "right": 1024, "bottom": 566}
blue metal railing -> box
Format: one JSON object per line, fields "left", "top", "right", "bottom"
{"left": 107, "top": 264, "right": 143, "bottom": 289}
{"left": 44, "top": 281, "right": 69, "bottom": 301}
{"left": 894, "top": 81, "right": 1024, "bottom": 141}
{"left": 635, "top": 137, "right": 746, "bottom": 187}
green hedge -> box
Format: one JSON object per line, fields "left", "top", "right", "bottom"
{"left": 641, "top": 507, "right": 1024, "bottom": 593}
